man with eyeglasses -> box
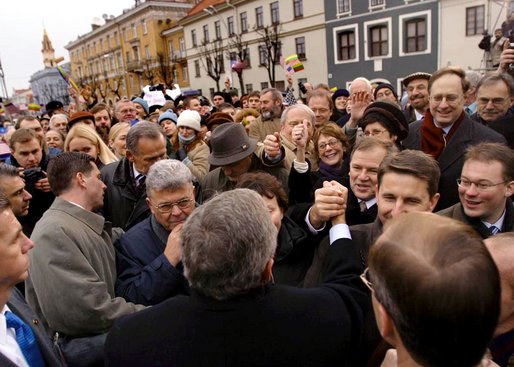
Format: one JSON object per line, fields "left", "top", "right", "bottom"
{"left": 439, "top": 142, "right": 514, "bottom": 238}
{"left": 113, "top": 98, "right": 138, "bottom": 123}
{"left": 472, "top": 73, "right": 514, "bottom": 125}
{"left": 115, "top": 159, "right": 193, "bottom": 305}
{"left": 403, "top": 66, "right": 506, "bottom": 211}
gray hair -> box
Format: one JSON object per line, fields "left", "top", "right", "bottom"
{"left": 126, "top": 121, "right": 164, "bottom": 154}
{"left": 181, "top": 189, "right": 277, "bottom": 301}
{"left": 0, "top": 163, "right": 20, "bottom": 180}
{"left": 146, "top": 159, "right": 194, "bottom": 193}
{"left": 0, "top": 191, "right": 10, "bottom": 211}
{"left": 49, "top": 114, "right": 68, "bottom": 126}
{"left": 465, "top": 70, "right": 482, "bottom": 89}
{"left": 476, "top": 72, "right": 514, "bottom": 97}
{"left": 261, "top": 88, "right": 283, "bottom": 102}
{"left": 350, "top": 77, "right": 372, "bottom": 93}
{"left": 280, "top": 104, "right": 315, "bottom": 127}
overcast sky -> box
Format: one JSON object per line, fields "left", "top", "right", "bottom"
{"left": 0, "top": 0, "right": 135, "bottom": 94}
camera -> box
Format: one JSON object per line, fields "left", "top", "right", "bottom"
{"left": 23, "top": 167, "right": 44, "bottom": 192}
{"left": 298, "top": 81, "right": 307, "bottom": 95}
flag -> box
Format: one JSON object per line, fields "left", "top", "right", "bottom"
{"left": 3, "top": 101, "right": 19, "bottom": 115}
{"left": 284, "top": 54, "right": 304, "bottom": 74}
{"left": 57, "top": 65, "right": 79, "bottom": 92}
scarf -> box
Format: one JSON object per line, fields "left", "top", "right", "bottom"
{"left": 420, "top": 110, "right": 465, "bottom": 159}
{"left": 178, "top": 132, "right": 196, "bottom": 145}
{"left": 319, "top": 161, "right": 343, "bottom": 180}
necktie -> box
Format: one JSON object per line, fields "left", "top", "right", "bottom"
{"left": 359, "top": 201, "right": 367, "bottom": 213}
{"left": 5, "top": 311, "right": 45, "bottom": 367}
{"left": 490, "top": 226, "right": 501, "bottom": 235}
{"left": 135, "top": 174, "right": 146, "bottom": 188}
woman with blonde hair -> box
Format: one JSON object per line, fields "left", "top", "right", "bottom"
{"left": 65, "top": 124, "right": 118, "bottom": 169}
{"left": 108, "top": 122, "right": 130, "bottom": 159}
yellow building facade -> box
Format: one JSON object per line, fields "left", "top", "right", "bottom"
{"left": 65, "top": 0, "right": 195, "bottom": 106}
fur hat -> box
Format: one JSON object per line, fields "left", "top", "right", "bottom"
{"left": 177, "top": 110, "right": 201, "bottom": 132}
{"left": 209, "top": 123, "right": 257, "bottom": 166}
{"left": 206, "top": 112, "right": 234, "bottom": 131}
{"left": 360, "top": 101, "right": 409, "bottom": 141}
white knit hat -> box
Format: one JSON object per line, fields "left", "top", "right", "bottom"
{"left": 177, "top": 110, "right": 201, "bottom": 132}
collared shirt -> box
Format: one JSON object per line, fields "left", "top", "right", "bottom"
{"left": 0, "top": 305, "right": 29, "bottom": 367}
{"left": 465, "top": 101, "right": 477, "bottom": 115}
{"left": 482, "top": 209, "right": 506, "bottom": 233}
{"left": 414, "top": 109, "right": 425, "bottom": 121}
{"left": 357, "top": 197, "right": 377, "bottom": 210}
{"left": 132, "top": 164, "right": 143, "bottom": 182}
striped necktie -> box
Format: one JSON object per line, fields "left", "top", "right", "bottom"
{"left": 490, "top": 226, "right": 501, "bottom": 235}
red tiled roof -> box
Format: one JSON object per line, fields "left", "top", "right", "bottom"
{"left": 187, "top": 0, "right": 225, "bottom": 17}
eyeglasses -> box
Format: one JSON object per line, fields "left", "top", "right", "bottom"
{"left": 456, "top": 178, "right": 510, "bottom": 191}
{"left": 477, "top": 97, "right": 509, "bottom": 106}
{"left": 430, "top": 94, "right": 462, "bottom": 104}
{"left": 363, "top": 129, "right": 387, "bottom": 137}
{"left": 360, "top": 268, "right": 373, "bottom": 292}
{"left": 318, "top": 138, "right": 339, "bottom": 151}
{"left": 149, "top": 197, "right": 194, "bottom": 213}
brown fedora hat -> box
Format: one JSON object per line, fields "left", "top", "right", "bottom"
{"left": 209, "top": 123, "right": 257, "bottom": 166}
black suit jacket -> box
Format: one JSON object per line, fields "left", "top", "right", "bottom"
{"left": 402, "top": 114, "right": 506, "bottom": 211}
{"left": 0, "top": 288, "right": 64, "bottom": 367}
{"left": 105, "top": 238, "right": 369, "bottom": 367}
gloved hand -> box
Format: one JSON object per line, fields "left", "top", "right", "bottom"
{"left": 177, "top": 148, "right": 188, "bottom": 161}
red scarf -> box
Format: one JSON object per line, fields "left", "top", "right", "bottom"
{"left": 420, "top": 111, "right": 465, "bottom": 159}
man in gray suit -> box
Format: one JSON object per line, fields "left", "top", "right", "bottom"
{"left": 0, "top": 192, "right": 64, "bottom": 366}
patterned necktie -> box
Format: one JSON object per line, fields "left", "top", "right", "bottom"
{"left": 135, "top": 174, "right": 146, "bottom": 188}
{"left": 359, "top": 201, "right": 368, "bottom": 213}
{"left": 5, "top": 311, "right": 45, "bottom": 367}
{"left": 490, "top": 225, "right": 501, "bottom": 235}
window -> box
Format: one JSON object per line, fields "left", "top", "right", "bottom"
{"left": 405, "top": 18, "right": 426, "bottom": 53}
{"left": 261, "top": 82, "right": 269, "bottom": 90}
{"left": 110, "top": 55, "right": 115, "bottom": 70}
{"left": 126, "top": 51, "right": 130, "bottom": 63}
{"left": 259, "top": 45, "right": 267, "bottom": 66}
{"left": 228, "top": 16, "right": 235, "bottom": 36}
{"left": 246, "top": 83, "right": 253, "bottom": 93}
{"left": 229, "top": 52, "right": 237, "bottom": 65}
{"left": 133, "top": 46, "right": 140, "bottom": 61}
{"left": 215, "top": 21, "right": 221, "bottom": 39}
{"left": 370, "top": 0, "right": 385, "bottom": 7}
{"left": 369, "top": 25, "right": 388, "bottom": 57}
{"left": 244, "top": 48, "right": 251, "bottom": 67}
{"left": 114, "top": 31, "right": 118, "bottom": 45}
{"left": 169, "top": 40, "right": 175, "bottom": 58}
{"left": 293, "top": 0, "right": 303, "bottom": 18}
{"left": 466, "top": 6, "right": 484, "bottom": 36}
{"left": 203, "top": 25, "right": 209, "bottom": 42}
{"left": 270, "top": 2, "right": 280, "bottom": 25}
{"left": 145, "top": 45, "right": 151, "bottom": 60}
{"left": 106, "top": 35, "right": 111, "bottom": 48}
{"left": 295, "top": 37, "right": 306, "bottom": 59}
{"left": 240, "top": 12, "right": 248, "bottom": 33}
{"left": 217, "top": 54, "right": 225, "bottom": 73}
{"left": 256, "top": 7, "right": 264, "bottom": 28}
{"left": 131, "top": 23, "right": 137, "bottom": 38}
{"left": 194, "top": 60, "right": 200, "bottom": 77}
{"left": 116, "top": 52, "right": 122, "bottom": 69}
{"left": 179, "top": 37, "right": 186, "bottom": 53}
{"left": 142, "top": 19, "right": 147, "bottom": 35}
{"left": 338, "top": 0, "right": 351, "bottom": 14}
{"left": 337, "top": 30, "right": 356, "bottom": 61}
{"left": 191, "top": 29, "right": 197, "bottom": 47}
{"left": 183, "top": 67, "right": 189, "bottom": 81}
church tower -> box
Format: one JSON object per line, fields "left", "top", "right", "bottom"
{"left": 42, "top": 29, "right": 56, "bottom": 68}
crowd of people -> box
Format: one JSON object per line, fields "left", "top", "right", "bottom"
{"left": 1, "top": 43, "right": 514, "bottom": 367}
